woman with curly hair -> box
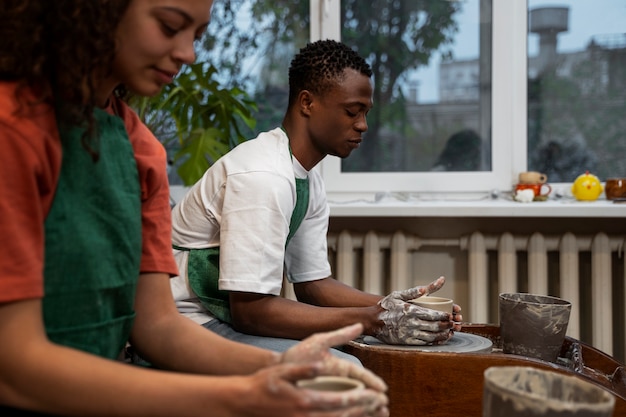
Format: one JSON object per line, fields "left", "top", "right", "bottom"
{"left": 0, "top": 1, "right": 388, "bottom": 416}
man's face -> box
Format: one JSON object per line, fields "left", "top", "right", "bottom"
{"left": 307, "top": 69, "right": 374, "bottom": 160}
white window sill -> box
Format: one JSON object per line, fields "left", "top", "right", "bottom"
{"left": 327, "top": 192, "right": 625, "bottom": 218}
{"left": 171, "top": 186, "right": 625, "bottom": 218}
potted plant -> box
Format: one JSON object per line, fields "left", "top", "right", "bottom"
{"left": 131, "top": 61, "right": 257, "bottom": 186}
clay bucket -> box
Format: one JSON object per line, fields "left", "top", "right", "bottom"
{"left": 483, "top": 366, "right": 615, "bottom": 417}
{"left": 499, "top": 293, "right": 571, "bottom": 362}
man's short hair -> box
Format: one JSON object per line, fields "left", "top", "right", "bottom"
{"left": 288, "top": 39, "right": 372, "bottom": 105}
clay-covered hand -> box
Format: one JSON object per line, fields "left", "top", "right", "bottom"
{"left": 376, "top": 276, "right": 457, "bottom": 345}
{"left": 452, "top": 303, "right": 463, "bottom": 332}
{"left": 279, "top": 323, "right": 389, "bottom": 416}
{"left": 241, "top": 362, "right": 389, "bottom": 417}
{"left": 280, "top": 323, "right": 387, "bottom": 392}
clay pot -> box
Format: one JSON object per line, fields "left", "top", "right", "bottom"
{"left": 499, "top": 293, "right": 571, "bottom": 363}
{"left": 605, "top": 178, "right": 626, "bottom": 200}
{"left": 483, "top": 366, "right": 615, "bottom": 417}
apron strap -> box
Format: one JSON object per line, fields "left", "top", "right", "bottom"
{"left": 286, "top": 177, "right": 309, "bottom": 246}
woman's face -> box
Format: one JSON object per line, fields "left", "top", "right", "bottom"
{"left": 110, "top": 0, "right": 212, "bottom": 97}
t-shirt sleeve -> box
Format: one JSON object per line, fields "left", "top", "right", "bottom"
{"left": 0, "top": 91, "right": 60, "bottom": 302}
{"left": 217, "top": 170, "right": 294, "bottom": 295}
{"left": 116, "top": 100, "right": 179, "bottom": 277}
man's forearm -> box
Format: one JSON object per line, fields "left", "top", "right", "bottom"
{"left": 294, "top": 277, "right": 383, "bottom": 307}
{"left": 229, "top": 291, "right": 383, "bottom": 339}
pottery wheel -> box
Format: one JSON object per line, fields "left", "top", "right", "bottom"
{"left": 358, "top": 332, "right": 493, "bottom": 354}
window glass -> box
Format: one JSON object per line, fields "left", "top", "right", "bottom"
{"left": 527, "top": 1, "right": 626, "bottom": 182}
{"left": 164, "top": 0, "right": 504, "bottom": 193}
{"left": 203, "top": 0, "right": 312, "bottom": 128}
{"left": 164, "top": 1, "right": 311, "bottom": 185}
{"left": 339, "top": 0, "right": 492, "bottom": 173}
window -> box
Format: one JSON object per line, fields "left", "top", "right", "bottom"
{"left": 318, "top": 0, "right": 625, "bottom": 198}
{"left": 340, "top": 1, "right": 490, "bottom": 176}
{"left": 186, "top": 1, "right": 624, "bottom": 199}
{"left": 318, "top": 0, "right": 520, "bottom": 197}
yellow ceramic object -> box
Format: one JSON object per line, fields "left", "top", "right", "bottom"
{"left": 571, "top": 171, "right": 603, "bottom": 201}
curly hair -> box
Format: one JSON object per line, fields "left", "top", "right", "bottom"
{"left": 0, "top": 0, "right": 131, "bottom": 155}
{"left": 288, "top": 39, "right": 372, "bottom": 106}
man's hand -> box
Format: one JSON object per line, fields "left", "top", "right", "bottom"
{"left": 375, "top": 276, "right": 462, "bottom": 345}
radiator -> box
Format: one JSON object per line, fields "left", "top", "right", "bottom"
{"left": 325, "top": 230, "right": 625, "bottom": 359}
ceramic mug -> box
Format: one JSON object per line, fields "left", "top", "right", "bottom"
{"left": 297, "top": 376, "right": 364, "bottom": 392}
{"left": 605, "top": 178, "right": 626, "bottom": 200}
{"left": 518, "top": 171, "right": 547, "bottom": 184}
{"left": 514, "top": 183, "right": 551, "bottom": 198}
{"left": 410, "top": 296, "right": 454, "bottom": 314}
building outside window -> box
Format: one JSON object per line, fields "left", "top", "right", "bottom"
{"left": 526, "top": 1, "right": 626, "bottom": 183}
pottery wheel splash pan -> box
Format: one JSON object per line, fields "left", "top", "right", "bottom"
{"left": 360, "top": 332, "right": 492, "bottom": 354}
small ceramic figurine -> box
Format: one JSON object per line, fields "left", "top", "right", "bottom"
{"left": 514, "top": 189, "right": 535, "bottom": 203}
{"left": 571, "top": 171, "right": 604, "bottom": 201}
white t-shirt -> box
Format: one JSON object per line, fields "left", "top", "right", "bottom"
{"left": 170, "top": 128, "right": 332, "bottom": 324}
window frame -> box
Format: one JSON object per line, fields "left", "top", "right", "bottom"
{"left": 311, "top": 0, "right": 528, "bottom": 198}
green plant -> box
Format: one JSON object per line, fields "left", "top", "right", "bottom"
{"left": 131, "top": 61, "right": 257, "bottom": 185}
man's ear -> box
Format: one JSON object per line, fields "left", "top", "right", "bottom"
{"left": 298, "top": 90, "right": 314, "bottom": 116}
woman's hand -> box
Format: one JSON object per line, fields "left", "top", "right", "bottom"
{"left": 277, "top": 323, "right": 389, "bottom": 416}
{"left": 279, "top": 323, "right": 386, "bottom": 391}
{"left": 237, "top": 362, "right": 388, "bottom": 417}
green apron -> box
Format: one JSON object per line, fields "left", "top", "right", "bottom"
{"left": 42, "top": 108, "right": 142, "bottom": 359}
{"left": 179, "top": 160, "right": 309, "bottom": 324}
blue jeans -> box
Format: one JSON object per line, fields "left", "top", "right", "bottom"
{"left": 203, "top": 319, "right": 363, "bottom": 365}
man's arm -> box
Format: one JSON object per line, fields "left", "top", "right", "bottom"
{"left": 294, "top": 277, "right": 383, "bottom": 307}
{"left": 229, "top": 278, "right": 385, "bottom": 340}
{"left": 229, "top": 276, "right": 462, "bottom": 345}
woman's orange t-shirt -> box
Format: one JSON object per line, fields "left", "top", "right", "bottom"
{"left": 0, "top": 83, "right": 178, "bottom": 302}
